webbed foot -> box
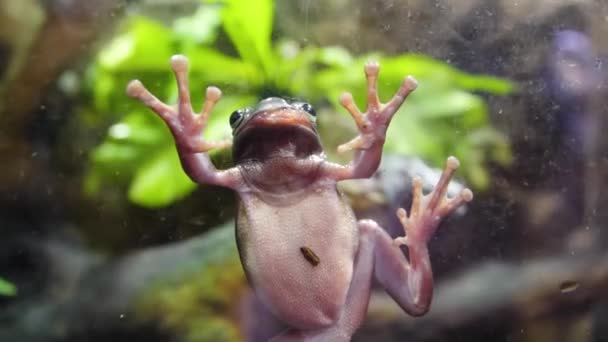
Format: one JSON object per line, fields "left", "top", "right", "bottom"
{"left": 337, "top": 61, "right": 417, "bottom": 153}
{"left": 126, "top": 55, "right": 231, "bottom": 153}
{"left": 393, "top": 156, "right": 473, "bottom": 247}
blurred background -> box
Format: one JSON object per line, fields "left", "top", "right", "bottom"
{"left": 0, "top": 0, "right": 607, "bottom": 341}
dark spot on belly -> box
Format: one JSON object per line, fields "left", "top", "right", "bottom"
{"left": 300, "top": 246, "right": 320, "bottom": 266}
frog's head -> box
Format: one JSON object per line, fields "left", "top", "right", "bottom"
{"left": 230, "top": 97, "right": 323, "bottom": 163}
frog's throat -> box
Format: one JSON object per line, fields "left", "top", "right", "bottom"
{"left": 233, "top": 125, "right": 322, "bottom": 164}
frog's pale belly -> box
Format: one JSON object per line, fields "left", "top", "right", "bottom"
{"left": 236, "top": 187, "right": 359, "bottom": 329}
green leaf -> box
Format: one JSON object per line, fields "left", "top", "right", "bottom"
{"left": 0, "top": 277, "right": 16, "bottom": 296}
{"left": 272, "top": 43, "right": 324, "bottom": 97}
{"left": 316, "top": 46, "right": 354, "bottom": 68}
{"left": 272, "top": 44, "right": 358, "bottom": 99}
{"left": 384, "top": 115, "right": 443, "bottom": 158}
{"left": 92, "top": 140, "right": 142, "bottom": 166}
{"left": 454, "top": 73, "right": 515, "bottom": 95}
{"left": 412, "top": 89, "right": 483, "bottom": 118}
{"left": 98, "top": 17, "right": 174, "bottom": 71}
{"left": 173, "top": 5, "right": 221, "bottom": 44}
{"left": 91, "top": 111, "right": 170, "bottom": 168}
{"left": 184, "top": 47, "right": 264, "bottom": 87}
{"left": 220, "top": 0, "right": 274, "bottom": 73}
{"left": 86, "top": 109, "right": 172, "bottom": 197}
{"left": 128, "top": 146, "right": 196, "bottom": 208}
{"left": 110, "top": 112, "right": 167, "bottom": 145}
{"left": 378, "top": 54, "right": 515, "bottom": 94}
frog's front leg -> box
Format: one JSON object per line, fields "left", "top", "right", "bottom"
{"left": 324, "top": 61, "right": 418, "bottom": 180}
{"left": 126, "top": 55, "right": 243, "bottom": 190}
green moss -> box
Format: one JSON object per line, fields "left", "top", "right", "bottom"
{"left": 185, "top": 317, "right": 241, "bottom": 342}
{"left": 134, "top": 254, "right": 246, "bottom": 342}
{"left": 128, "top": 224, "right": 247, "bottom": 341}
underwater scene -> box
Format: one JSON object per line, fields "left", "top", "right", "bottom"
{"left": 0, "top": 0, "right": 607, "bottom": 341}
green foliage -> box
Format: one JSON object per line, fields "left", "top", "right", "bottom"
{"left": 86, "top": 0, "right": 513, "bottom": 207}
{"left": 0, "top": 277, "right": 16, "bottom": 296}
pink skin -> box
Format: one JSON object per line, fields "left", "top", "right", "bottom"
{"left": 127, "top": 55, "right": 473, "bottom": 341}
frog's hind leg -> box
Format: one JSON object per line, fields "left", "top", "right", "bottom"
{"left": 376, "top": 156, "right": 473, "bottom": 315}
{"left": 269, "top": 221, "right": 378, "bottom": 342}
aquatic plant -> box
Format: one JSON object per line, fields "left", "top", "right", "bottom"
{"left": 85, "top": 0, "right": 512, "bottom": 207}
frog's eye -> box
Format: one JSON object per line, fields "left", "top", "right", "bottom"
{"left": 299, "top": 103, "right": 316, "bottom": 117}
{"left": 229, "top": 109, "right": 246, "bottom": 128}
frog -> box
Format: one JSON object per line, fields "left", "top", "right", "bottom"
{"left": 126, "top": 55, "right": 473, "bottom": 341}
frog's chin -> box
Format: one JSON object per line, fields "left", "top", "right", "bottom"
{"left": 232, "top": 125, "right": 323, "bottom": 163}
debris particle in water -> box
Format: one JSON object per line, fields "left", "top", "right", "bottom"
{"left": 559, "top": 280, "right": 580, "bottom": 293}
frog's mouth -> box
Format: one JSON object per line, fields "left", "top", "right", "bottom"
{"left": 232, "top": 110, "right": 322, "bottom": 163}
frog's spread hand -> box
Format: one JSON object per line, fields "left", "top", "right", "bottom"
{"left": 126, "top": 55, "right": 242, "bottom": 190}
{"left": 393, "top": 156, "right": 474, "bottom": 247}
{"left": 323, "top": 62, "right": 417, "bottom": 180}
{"left": 126, "top": 55, "right": 231, "bottom": 153}
{"left": 338, "top": 61, "right": 417, "bottom": 153}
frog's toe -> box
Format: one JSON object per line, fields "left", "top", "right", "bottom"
{"left": 170, "top": 54, "right": 189, "bottom": 72}
{"left": 364, "top": 61, "right": 380, "bottom": 77}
